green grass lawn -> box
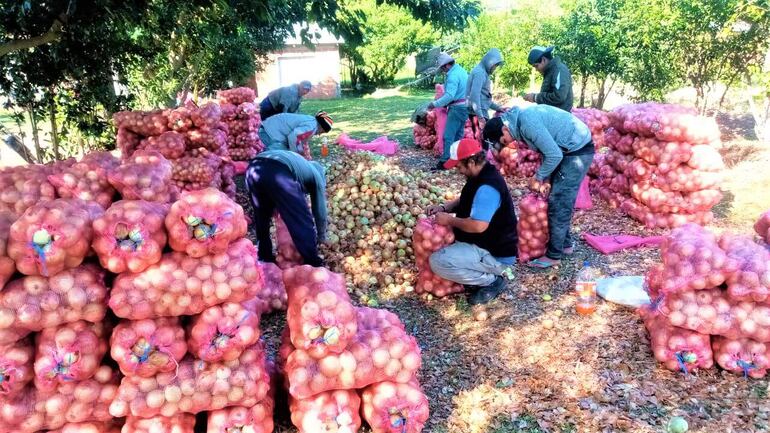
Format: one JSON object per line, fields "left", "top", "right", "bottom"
{"left": 302, "top": 88, "right": 433, "bottom": 145}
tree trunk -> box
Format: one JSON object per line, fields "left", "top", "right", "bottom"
{"left": 28, "top": 109, "right": 43, "bottom": 163}
{"left": 596, "top": 77, "right": 611, "bottom": 109}
{"left": 579, "top": 75, "right": 587, "bottom": 108}
{"left": 49, "top": 90, "right": 60, "bottom": 160}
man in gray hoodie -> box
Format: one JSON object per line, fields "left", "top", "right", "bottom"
{"left": 466, "top": 48, "right": 505, "bottom": 139}
{"left": 259, "top": 81, "right": 313, "bottom": 120}
{"left": 482, "top": 105, "right": 594, "bottom": 268}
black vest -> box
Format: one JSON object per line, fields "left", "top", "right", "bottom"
{"left": 454, "top": 163, "right": 519, "bottom": 257}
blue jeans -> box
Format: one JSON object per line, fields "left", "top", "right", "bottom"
{"left": 441, "top": 105, "right": 469, "bottom": 162}
{"left": 429, "top": 242, "right": 514, "bottom": 287}
{"left": 546, "top": 152, "right": 594, "bottom": 260}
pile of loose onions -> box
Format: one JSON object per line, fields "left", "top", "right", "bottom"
{"left": 241, "top": 262, "right": 288, "bottom": 315}
{"left": 0, "top": 365, "right": 119, "bottom": 433}
{"left": 289, "top": 390, "right": 361, "bottom": 433}
{"left": 165, "top": 188, "right": 248, "bottom": 258}
{"left": 718, "top": 234, "right": 770, "bottom": 302}
{"left": 8, "top": 198, "right": 102, "bottom": 276}
{"left": 108, "top": 152, "right": 178, "bottom": 203}
{"left": 47, "top": 152, "right": 120, "bottom": 209}
{"left": 187, "top": 302, "right": 260, "bottom": 362}
{"left": 517, "top": 193, "right": 549, "bottom": 263}
{"left": 109, "top": 317, "right": 187, "bottom": 378}
{"left": 109, "top": 345, "right": 270, "bottom": 418}
{"left": 284, "top": 265, "right": 358, "bottom": 358}
{"left": 109, "top": 238, "right": 262, "bottom": 319}
{"left": 207, "top": 399, "right": 275, "bottom": 433}
{"left": 121, "top": 413, "right": 196, "bottom": 433}
{"left": 91, "top": 200, "right": 169, "bottom": 274}
{"left": 412, "top": 217, "right": 463, "bottom": 298}
{"left": 137, "top": 131, "right": 186, "bottom": 160}
{"left": 658, "top": 224, "right": 737, "bottom": 293}
{"left": 0, "top": 336, "right": 34, "bottom": 397}
{"left": 754, "top": 210, "right": 770, "bottom": 244}
{"left": 0, "top": 264, "right": 108, "bottom": 343}
{"left": 275, "top": 213, "right": 304, "bottom": 269}
{"left": 642, "top": 311, "right": 714, "bottom": 372}
{"left": 217, "top": 87, "right": 256, "bottom": 105}
{"left": 712, "top": 336, "right": 770, "bottom": 378}
{"left": 34, "top": 320, "right": 108, "bottom": 392}
{"left": 0, "top": 211, "right": 15, "bottom": 288}
{"left": 360, "top": 380, "right": 430, "bottom": 433}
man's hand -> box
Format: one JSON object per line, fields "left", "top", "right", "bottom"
{"left": 523, "top": 93, "right": 536, "bottom": 103}
{"left": 426, "top": 204, "right": 445, "bottom": 216}
{"left": 435, "top": 212, "right": 452, "bottom": 226}
{"left": 528, "top": 178, "right": 551, "bottom": 195}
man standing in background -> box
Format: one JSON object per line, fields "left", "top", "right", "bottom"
{"left": 466, "top": 48, "right": 505, "bottom": 143}
{"left": 428, "top": 52, "right": 469, "bottom": 170}
{"left": 260, "top": 81, "right": 313, "bottom": 120}
{"left": 523, "top": 46, "right": 574, "bottom": 112}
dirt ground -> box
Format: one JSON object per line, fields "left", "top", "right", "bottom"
{"left": 238, "top": 104, "right": 770, "bottom": 433}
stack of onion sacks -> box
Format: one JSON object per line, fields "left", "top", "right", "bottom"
{"left": 755, "top": 210, "right": 770, "bottom": 244}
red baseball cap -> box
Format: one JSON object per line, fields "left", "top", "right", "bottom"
{"left": 444, "top": 138, "right": 482, "bottom": 169}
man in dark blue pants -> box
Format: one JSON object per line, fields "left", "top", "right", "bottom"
{"left": 245, "top": 149, "right": 327, "bottom": 266}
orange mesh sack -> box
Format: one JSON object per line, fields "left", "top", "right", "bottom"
{"left": 109, "top": 238, "right": 263, "bottom": 320}
{"left": 360, "top": 380, "right": 430, "bottom": 433}
{"left": 109, "top": 317, "right": 187, "bottom": 378}
{"left": 187, "top": 302, "right": 260, "bottom": 362}
{"left": 289, "top": 389, "right": 362, "bottom": 433}
{"left": 92, "top": 200, "right": 169, "bottom": 274}
{"left": 165, "top": 188, "right": 248, "bottom": 258}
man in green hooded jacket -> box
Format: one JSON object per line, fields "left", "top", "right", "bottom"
{"left": 523, "top": 46, "right": 574, "bottom": 112}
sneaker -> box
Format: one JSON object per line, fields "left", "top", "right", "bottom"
{"left": 468, "top": 276, "right": 506, "bottom": 305}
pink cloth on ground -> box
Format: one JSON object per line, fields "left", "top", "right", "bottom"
{"left": 582, "top": 233, "right": 665, "bottom": 254}
{"left": 336, "top": 133, "right": 399, "bottom": 156}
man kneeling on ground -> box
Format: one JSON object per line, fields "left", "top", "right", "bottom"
{"left": 426, "top": 138, "right": 518, "bottom": 305}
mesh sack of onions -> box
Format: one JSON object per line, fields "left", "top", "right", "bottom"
{"left": 658, "top": 223, "right": 738, "bottom": 293}
{"left": 46, "top": 421, "right": 123, "bottom": 433}
{"left": 108, "top": 153, "right": 178, "bottom": 203}
{"left": 137, "top": 131, "right": 186, "bottom": 160}
{"left": 47, "top": 151, "right": 120, "bottom": 209}
{"left": 241, "top": 262, "right": 287, "bottom": 315}
{"left": 217, "top": 87, "right": 256, "bottom": 105}
{"left": 227, "top": 118, "right": 258, "bottom": 137}
{"left": 122, "top": 413, "right": 195, "bottom": 433}
{"left": 712, "top": 336, "right": 770, "bottom": 379}
{"left": 0, "top": 264, "right": 108, "bottom": 343}
{"left": 275, "top": 213, "right": 304, "bottom": 269}
{"left": 167, "top": 106, "right": 195, "bottom": 132}
{"left": 495, "top": 143, "right": 518, "bottom": 176}
{"left": 630, "top": 137, "right": 692, "bottom": 167}
{"left": 356, "top": 306, "right": 405, "bottom": 332}
{"left": 92, "top": 200, "right": 169, "bottom": 274}
{"left": 0, "top": 211, "right": 16, "bottom": 288}
{"left": 117, "top": 128, "right": 142, "bottom": 158}
{"left": 652, "top": 163, "right": 722, "bottom": 193}
{"left": 187, "top": 302, "right": 260, "bottom": 362}
{"left": 170, "top": 155, "right": 219, "bottom": 186}
{"left": 718, "top": 234, "right": 770, "bottom": 302}
{"left": 285, "top": 320, "right": 421, "bottom": 399}
{"left": 360, "top": 380, "right": 430, "bottom": 433}
{"left": 412, "top": 217, "right": 462, "bottom": 297}
{"left": 33, "top": 321, "right": 109, "bottom": 393}
{"left": 109, "top": 238, "right": 263, "bottom": 320}
{"left": 620, "top": 199, "right": 714, "bottom": 229}
{"left": 109, "top": 317, "right": 187, "bottom": 378}
{"left": 109, "top": 344, "right": 270, "bottom": 418}
{"left": 412, "top": 124, "right": 436, "bottom": 150}
{"left": 186, "top": 128, "right": 228, "bottom": 153}
{"left": 229, "top": 147, "right": 259, "bottom": 161}
{"left": 284, "top": 265, "right": 358, "bottom": 359}
{"left": 754, "top": 210, "right": 770, "bottom": 244}
{"left": 8, "top": 198, "right": 102, "bottom": 276}
{"left": 572, "top": 108, "right": 610, "bottom": 147}
{"left": 165, "top": 188, "right": 248, "bottom": 258}
{"left": 114, "top": 110, "right": 170, "bottom": 137}
{"left": 610, "top": 102, "right": 720, "bottom": 144}
{"left": 517, "top": 193, "right": 549, "bottom": 263}
{"left": 289, "top": 389, "right": 362, "bottom": 433}
{"left": 0, "top": 336, "right": 34, "bottom": 398}
{"left": 0, "top": 365, "right": 119, "bottom": 433}
{"left": 0, "top": 166, "right": 57, "bottom": 218}
{"left": 190, "top": 102, "right": 222, "bottom": 129}
{"left": 206, "top": 396, "right": 275, "bottom": 433}
{"left": 642, "top": 310, "right": 713, "bottom": 373}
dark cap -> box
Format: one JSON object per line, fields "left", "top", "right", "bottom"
{"left": 482, "top": 117, "right": 505, "bottom": 150}
{"left": 315, "top": 111, "right": 333, "bottom": 132}
{"left": 527, "top": 46, "right": 555, "bottom": 65}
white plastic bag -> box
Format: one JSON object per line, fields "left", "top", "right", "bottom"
{"left": 596, "top": 276, "right": 650, "bottom": 307}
